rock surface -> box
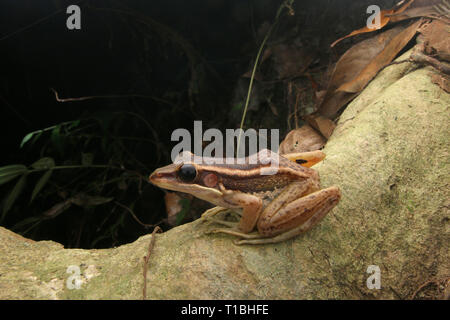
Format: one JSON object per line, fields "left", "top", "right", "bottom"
{"left": 0, "top": 51, "right": 449, "bottom": 299}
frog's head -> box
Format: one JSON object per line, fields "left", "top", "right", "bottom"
{"left": 149, "top": 160, "right": 226, "bottom": 207}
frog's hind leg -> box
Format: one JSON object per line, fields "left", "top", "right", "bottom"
{"left": 239, "top": 186, "right": 341, "bottom": 245}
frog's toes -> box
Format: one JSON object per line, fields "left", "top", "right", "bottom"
{"left": 201, "top": 207, "right": 229, "bottom": 218}
{"left": 206, "top": 218, "right": 238, "bottom": 228}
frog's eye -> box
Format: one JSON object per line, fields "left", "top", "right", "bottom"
{"left": 178, "top": 164, "right": 197, "bottom": 182}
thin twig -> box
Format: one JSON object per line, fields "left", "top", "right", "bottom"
{"left": 114, "top": 201, "right": 164, "bottom": 229}
{"left": 50, "top": 88, "right": 174, "bottom": 106}
{"left": 142, "top": 226, "right": 162, "bottom": 300}
{"left": 236, "top": 0, "right": 294, "bottom": 154}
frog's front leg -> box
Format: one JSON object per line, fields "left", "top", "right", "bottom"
{"left": 204, "top": 188, "right": 262, "bottom": 235}
{"left": 202, "top": 207, "right": 240, "bottom": 228}
{"left": 201, "top": 206, "right": 233, "bottom": 219}
{"left": 222, "top": 191, "right": 263, "bottom": 233}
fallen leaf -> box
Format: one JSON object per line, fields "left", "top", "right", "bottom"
{"left": 417, "top": 20, "right": 450, "bottom": 61}
{"left": 279, "top": 125, "right": 326, "bottom": 154}
{"left": 318, "top": 25, "right": 406, "bottom": 118}
{"left": 331, "top": 0, "right": 415, "bottom": 47}
{"left": 271, "top": 44, "right": 316, "bottom": 79}
{"left": 304, "top": 114, "right": 336, "bottom": 139}
{"left": 387, "top": 0, "right": 450, "bottom": 24}
{"left": 338, "top": 19, "right": 422, "bottom": 93}
{"left": 317, "top": 19, "right": 423, "bottom": 118}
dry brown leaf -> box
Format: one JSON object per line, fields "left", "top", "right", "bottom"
{"left": 331, "top": 0, "right": 415, "bottom": 47}
{"left": 412, "top": 0, "right": 447, "bottom": 6}
{"left": 388, "top": 0, "right": 450, "bottom": 24}
{"left": 271, "top": 44, "right": 316, "bottom": 79}
{"left": 261, "top": 47, "right": 273, "bottom": 63}
{"left": 338, "top": 19, "right": 422, "bottom": 93}
{"left": 317, "top": 91, "right": 359, "bottom": 120}
{"left": 418, "top": 20, "right": 450, "bottom": 61}
{"left": 279, "top": 125, "right": 326, "bottom": 154}
{"left": 409, "top": 20, "right": 450, "bottom": 80}
{"left": 304, "top": 114, "right": 336, "bottom": 140}
{"left": 318, "top": 26, "right": 406, "bottom": 118}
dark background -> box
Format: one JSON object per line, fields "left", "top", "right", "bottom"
{"left": 0, "top": 0, "right": 396, "bottom": 248}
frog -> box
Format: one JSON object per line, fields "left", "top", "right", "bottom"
{"left": 149, "top": 149, "right": 340, "bottom": 244}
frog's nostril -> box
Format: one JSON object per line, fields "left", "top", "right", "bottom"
{"left": 149, "top": 172, "right": 160, "bottom": 181}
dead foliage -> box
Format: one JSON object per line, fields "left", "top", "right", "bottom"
{"left": 279, "top": 124, "right": 326, "bottom": 154}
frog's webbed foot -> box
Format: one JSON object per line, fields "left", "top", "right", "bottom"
{"left": 201, "top": 207, "right": 241, "bottom": 228}
{"left": 201, "top": 206, "right": 229, "bottom": 219}
{"left": 202, "top": 208, "right": 275, "bottom": 244}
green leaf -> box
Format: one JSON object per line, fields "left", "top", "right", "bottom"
{"left": 51, "top": 126, "right": 64, "bottom": 155}
{"left": 31, "top": 157, "right": 55, "bottom": 170}
{"left": 0, "top": 164, "right": 27, "bottom": 186}
{"left": 84, "top": 196, "right": 114, "bottom": 206}
{"left": 20, "top": 132, "right": 34, "bottom": 148}
{"left": 42, "top": 199, "right": 73, "bottom": 219}
{"left": 2, "top": 174, "right": 27, "bottom": 221}
{"left": 30, "top": 131, "right": 43, "bottom": 146}
{"left": 71, "top": 194, "right": 114, "bottom": 207}
{"left": 30, "top": 170, "right": 53, "bottom": 203}
{"left": 68, "top": 119, "right": 80, "bottom": 129}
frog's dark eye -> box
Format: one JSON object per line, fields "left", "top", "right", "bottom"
{"left": 178, "top": 164, "right": 197, "bottom": 182}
